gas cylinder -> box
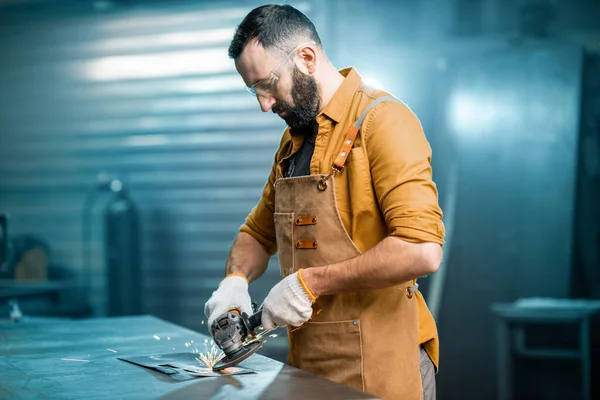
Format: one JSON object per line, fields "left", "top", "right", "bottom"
{"left": 104, "top": 183, "right": 141, "bottom": 316}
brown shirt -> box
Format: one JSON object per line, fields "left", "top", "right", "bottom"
{"left": 240, "top": 67, "right": 445, "bottom": 367}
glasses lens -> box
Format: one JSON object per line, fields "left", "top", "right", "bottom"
{"left": 246, "top": 85, "right": 257, "bottom": 96}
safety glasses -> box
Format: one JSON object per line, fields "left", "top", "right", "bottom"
{"left": 245, "top": 40, "right": 316, "bottom": 96}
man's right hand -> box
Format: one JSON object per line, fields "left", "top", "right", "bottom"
{"left": 204, "top": 273, "right": 253, "bottom": 328}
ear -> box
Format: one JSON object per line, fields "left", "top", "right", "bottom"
{"left": 298, "top": 45, "right": 317, "bottom": 74}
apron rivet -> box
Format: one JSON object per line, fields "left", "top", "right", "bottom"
{"left": 313, "top": 241, "right": 317, "bottom": 247}
{"left": 341, "top": 151, "right": 347, "bottom": 157}
{"left": 317, "top": 179, "right": 328, "bottom": 191}
{"left": 296, "top": 241, "right": 301, "bottom": 248}
{"left": 352, "top": 320, "right": 358, "bottom": 326}
{"left": 312, "top": 217, "right": 317, "bottom": 223}
{"left": 346, "top": 139, "right": 352, "bottom": 144}
{"left": 296, "top": 218, "right": 301, "bottom": 224}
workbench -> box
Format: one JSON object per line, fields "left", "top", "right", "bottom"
{"left": 1, "top": 315, "right": 379, "bottom": 399}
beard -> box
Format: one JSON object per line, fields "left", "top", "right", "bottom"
{"left": 272, "top": 64, "right": 320, "bottom": 131}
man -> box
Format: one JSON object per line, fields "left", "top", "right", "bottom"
{"left": 205, "top": 4, "right": 444, "bottom": 400}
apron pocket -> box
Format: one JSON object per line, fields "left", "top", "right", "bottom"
{"left": 289, "top": 320, "right": 364, "bottom": 392}
{"left": 273, "top": 212, "right": 294, "bottom": 277}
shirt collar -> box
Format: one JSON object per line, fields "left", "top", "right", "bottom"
{"left": 319, "top": 67, "right": 362, "bottom": 123}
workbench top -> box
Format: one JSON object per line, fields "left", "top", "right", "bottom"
{"left": 0, "top": 315, "right": 378, "bottom": 399}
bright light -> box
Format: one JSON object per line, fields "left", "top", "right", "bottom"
{"left": 447, "top": 91, "right": 522, "bottom": 140}
{"left": 126, "top": 135, "right": 170, "bottom": 147}
{"left": 180, "top": 75, "right": 243, "bottom": 94}
{"left": 80, "top": 48, "right": 234, "bottom": 81}
{"left": 97, "top": 3, "right": 312, "bottom": 32}
{"left": 98, "top": 8, "right": 250, "bottom": 32}
{"left": 90, "top": 28, "right": 235, "bottom": 52}
{"left": 363, "top": 76, "right": 385, "bottom": 90}
{"left": 86, "top": 75, "right": 245, "bottom": 97}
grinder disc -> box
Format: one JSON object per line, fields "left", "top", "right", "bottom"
{"left": 213, "top": 341, "right": 262, "bottom": 371}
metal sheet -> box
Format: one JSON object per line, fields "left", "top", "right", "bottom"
{"left": 0, "top": 315, "right": 378, "bottom": 399}
{"left": 119, "top": 352, "right": 254, "bottom": 378}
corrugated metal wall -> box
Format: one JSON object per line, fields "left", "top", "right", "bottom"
{"left": 0, "top": 1, "right": 314, "bottom": 335}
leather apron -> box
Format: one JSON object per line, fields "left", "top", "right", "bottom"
{"left": 273, "top": 97, "right": 422, "bottom": 400}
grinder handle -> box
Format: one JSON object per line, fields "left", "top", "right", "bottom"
{"left": 247, "top": 310, "right": 262, "bottom": 330}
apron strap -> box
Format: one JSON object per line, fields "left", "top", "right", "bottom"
{"left": 331, "top": 96, "right": 405, "bottom": 174}
{"left": 317, "top": 95, "right": 405, "bottom": 191}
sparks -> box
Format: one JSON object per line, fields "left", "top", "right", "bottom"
{"left": 167, "top": 337, "right": 171, "bottom": 341}
{"left": 195, "top": 344, "right": 225, "bottom": 369}
{"left": 242, "top": 326, "right": 277, "bottom": 346}
{"left": 61, "top": 358, "right": 90, "bottom": 362}
{"left": 316, "top": 309, "right": 322, "bottom": 315}
{"left": 153, "top": 335, "right": 160, "bottom": 340}
{"left": 269, "top": 334, "right": 278, "bottom": 338}
{"left": 106, "top": 348, "right": 117, "bottom": 353}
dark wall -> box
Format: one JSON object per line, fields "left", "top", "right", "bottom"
{"left": 434, "top": 41, "right": 585, "bottom": 400}
{"left": 573, "top": 53, "right": 600, "bottom": 299}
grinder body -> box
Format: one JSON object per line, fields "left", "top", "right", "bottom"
{"left": 211, "top": 310, "right": 262, "bottom": 370}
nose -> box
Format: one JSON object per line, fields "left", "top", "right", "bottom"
{"left": 257, "top": 94, "right": 276, "bottom": 113}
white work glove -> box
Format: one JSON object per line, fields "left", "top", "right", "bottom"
{"left": 261, "top": 269, "right": 317, "bottom": 330}
{"left": 204, "top": 274, "right": 253, "bottom": 327}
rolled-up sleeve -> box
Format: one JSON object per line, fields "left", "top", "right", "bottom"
{"left": 363, "top": 101, "right": 445, "bottom": 245}
{"left": 239, "top": 150, "right": 279, "bottom": 255}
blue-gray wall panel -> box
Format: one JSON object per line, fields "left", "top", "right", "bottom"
{"left": 0, "top": 1, "right": 314, "bottom": 343}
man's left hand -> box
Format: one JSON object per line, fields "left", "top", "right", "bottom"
{"left": 261, "top": 269, "right": 317, "bottom": 329}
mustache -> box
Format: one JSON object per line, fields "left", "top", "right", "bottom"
{"left": 272, "top": 102, "right": 292, "bottom": 114}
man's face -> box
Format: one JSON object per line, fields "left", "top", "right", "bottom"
{"left": 273, "top": 64, "right": 320, "bottom": 131}
{"left": 235, "top": 41, "right": 320, "bottom": 131}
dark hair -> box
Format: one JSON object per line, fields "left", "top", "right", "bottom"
{"left": 228, "top": 4, "right": 322, "bottom": 60}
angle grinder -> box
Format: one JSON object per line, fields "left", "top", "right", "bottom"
{"left": 211, "top": 309, "right": 263, "bottom": 371}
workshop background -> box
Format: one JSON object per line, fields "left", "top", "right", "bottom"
{"left": 1, "top": 0, "right": 599, "bottom": 399}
